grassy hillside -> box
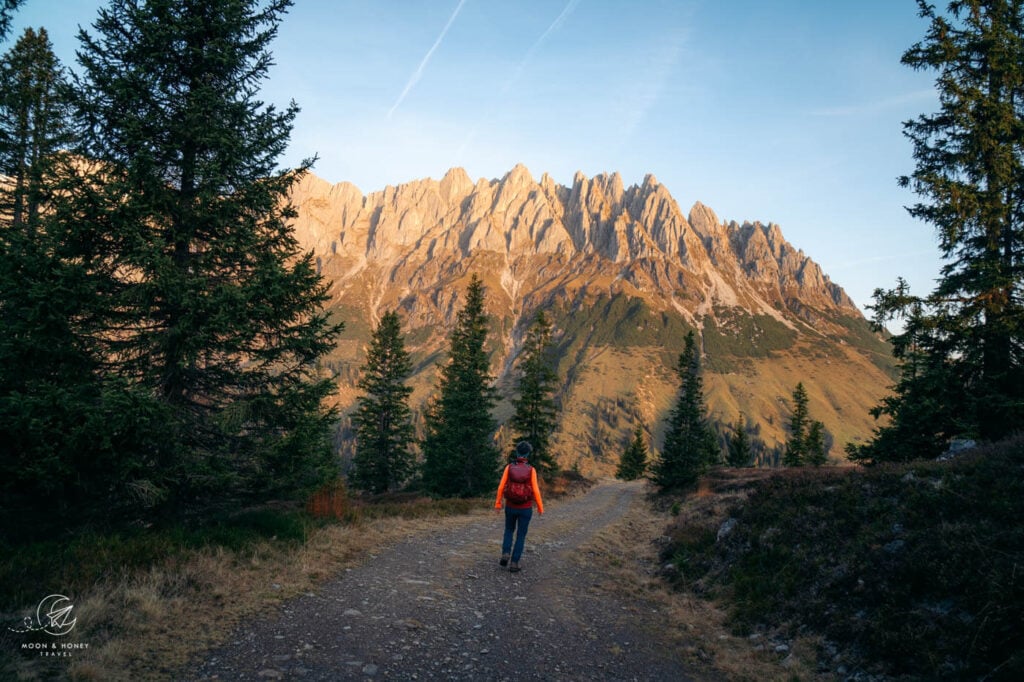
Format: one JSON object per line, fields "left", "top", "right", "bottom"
{"left": 658, "top": 439, "right": 1024, "bottom": 679}
{"left": 317, "top": 288, "right": 895, "bottom": 475}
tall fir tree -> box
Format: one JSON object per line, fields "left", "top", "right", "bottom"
{"left": 0, "top": 27, "right": 76, "bottom": 397}
{"left": 350, "top": 310, "right": 415, "bottom": 494}
{"left": 860, "top": 0, "right": 1024, "bottom": 461}
{"left": 0, "top": 26, "right": 136, "bottom": 531}
{"left": 421, "top": 274, "right": 499, "bottom": 497}
{"left": 509, "top": 309, "right": 559, "bottom": 477}
{"left": 616, "top": 423, "right": 648, "bottom": 481}
{"left": 783, "top": 382, "right": 810, "bottom": 466}
{"left": 67, "top": 0, "right": 342, "bottom": 508}
{"left": 0, "top": 1, "right": 23, "bottom": 40}
{"left": 653, "top": 331, "right": 719, "bottom": 490}
{"left": 726, "top": 416, "right": 754, "bottom": 467}
{"left": 805, "top": 420, "right": 828, "bottom": 466}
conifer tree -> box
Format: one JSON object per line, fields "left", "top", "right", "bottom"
{"left": 67, "top": 0, "right": 342, "bottom": 507}
{"left": 616, "top": 423, "right": 648, "bottom": 480}
{"left": 805, "top": 420, "right": 828, "bottom": 466}
{"left": 0, "top": 1, "right": 24, "bottom": 40}
{"left": 727, "top": 416, "right": 754, "bottom": 467}
{"left": 351, "top": 310, "right": 415, "bottom": 494}
{"left": 653, "top": 331, "right": 719, "bottom": 490}
{"left": 861, "top": 1, "right": 1024, "bottom": 460}
{"left": 0, "top": 26, "right": 133, "bottom": 530}
{"left": 509, "top": 309, "right": 559, "bottom": 477}
{"left": 421, "top": 274, "right": 499, "bottom": 497}
{"left": 784, "top": 382, "right": 810, "bottom": 466}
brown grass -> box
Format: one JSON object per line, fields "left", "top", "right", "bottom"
{"left": 576, "top": 475, "right": 830, "bottom": 681}
{"left": 2, "top": 510, "right": 483, "bottom": 681}
{"left": 5, "top": 476, "right": 594, "bottom": 681}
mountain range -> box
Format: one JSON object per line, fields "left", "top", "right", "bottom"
{"left": 289, "top": 164, "right": 893, "bottom": 474}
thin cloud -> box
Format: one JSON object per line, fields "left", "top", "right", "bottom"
{"left": 457, "top": 0, "right": 582, "bottom": 159}
{"left": 388, "top": 0, "right": 468, "bottom": 119}
{"left": 618, "top": 37, "right": 684, "bottom": 141}
{"left": 810, "top": 89, "right": 936, "bottom": 117}
{"left": 506, "top": 0, "right": 582, "bottom": 90}
{"left": 832, "top": 248, "right": 939, "bottom": 270}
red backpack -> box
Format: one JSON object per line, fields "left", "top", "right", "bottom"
{"left": 504, "top": 462, "right": 533, "bottom": 505}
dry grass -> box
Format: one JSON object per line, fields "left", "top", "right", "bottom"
{"left": 3, "top": 508, "right": 487, "bottom": 681}
{"left": 4, "top": 475, "right": 594, "bottom": 681}
{"left": 576, "top": 475, "right": 829, "bottom": 681}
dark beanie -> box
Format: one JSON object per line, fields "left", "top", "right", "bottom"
{"left": 515, "top": 441, "right": 532, "bottom": 458}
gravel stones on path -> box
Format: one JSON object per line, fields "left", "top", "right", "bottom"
{"left": 187, "top": 480, "right": 701, "bottom": 681}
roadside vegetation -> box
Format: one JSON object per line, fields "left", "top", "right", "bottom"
{"left": 657, "top": 438, "right": 1024, "bottom": 680}
{"left": 0, "top": 470, "right": 591, "bottom": 680}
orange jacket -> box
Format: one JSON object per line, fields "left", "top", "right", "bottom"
{"left": 494, "top": 462, "right": 544, "bottom": 514}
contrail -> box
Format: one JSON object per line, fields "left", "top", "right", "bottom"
{"left": 388, "top": 0, "right": 468, "bottom": 118}
{"left": 504, "top": 0, "right": 581, "bottom": 93}
{"left": 457, "top": 0, "right": 581, "bottom": 159}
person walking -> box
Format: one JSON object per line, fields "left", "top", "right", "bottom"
{"left": 494, "top": 441, "right": 544, "bottom": 573}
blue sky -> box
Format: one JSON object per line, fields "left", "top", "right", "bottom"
{"left": 10, "top": 0, "right": 944, "bottom": 319}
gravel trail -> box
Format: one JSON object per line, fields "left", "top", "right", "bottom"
{"left": 187, "top": 480, "right": 701, "bottom": 681}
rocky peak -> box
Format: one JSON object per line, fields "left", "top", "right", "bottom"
{"left": 291, "top": 166, "right": 860, "bottom": 318}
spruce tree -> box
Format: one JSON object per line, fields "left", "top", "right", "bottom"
{"left": 784, "top": 382, "right": 810, "bottom": 466}
{"left": 68, "top": 0, "right": 343, "bottom": 508}
{"left": 727, "top": 416, "right": 754, "bottom": 467}
{"left": 863, "top": 1, "right": 1024, "bottom": 459}
{"left": 0, "top": 26, "right": 128, "bottom": 530}
{"left": 509, "top": 309, "right": 559, "bottom": 477}
{"left": 351, "top": 310, "right": 415, "bottom": 494}
{"left": 421, "top": 274, "right": 499, "bottom": 497}
{"left": 805, "top": 420, "right": 828, "bottom": 466}
{"left": 653, "top": 331, "right": 719, "bottom": 490}
{"left": 616, "top": 423, "right": 648, "bottom": 480}
{"left": 0, "top": 1, "right": 23, "bottom": 40}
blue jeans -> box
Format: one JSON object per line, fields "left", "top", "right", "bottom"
{"left": 502, "top": 507, "right": 533, "bottom": 562}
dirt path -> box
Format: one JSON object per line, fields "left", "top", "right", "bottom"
{"left": 187, "top": 480, "right": 708, "bottom": 681}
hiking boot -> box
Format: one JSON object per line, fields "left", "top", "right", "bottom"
{"left": 499, "top": 554, "right": 510, "bottom": 567}
{"left": 509, "top": 561, "right": 521, "bottom": 573}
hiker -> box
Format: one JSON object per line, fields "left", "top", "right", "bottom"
{"left": 494, "top": 440, "right": 544, "bottom": 573}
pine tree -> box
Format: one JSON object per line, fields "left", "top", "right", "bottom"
{"left": 0, "top": 1, "right": 24, "bottom": 40}
{"left": 0, "top": 27, "right": 76, "bottom": 392}
{"left": 509, "top": 310, "right": 559, "bottom": 477}
{"left": 727, "top": 416, "right": 754, "bottom": 467}
{"left": 351, "top": 310, "right": 415, "bottom": 494}
{"left": 653, "top": 331, "right": 719, "bottom": 490}
{"left": 616, "top": 423, "right": 648, "bottom": 480}
{"left": 421, "top": 274, "right": 499, "bottom": 497}
{"left": 863, "top": 1, "right": 1024, "bottom": 459}
{"left": 805, "top": 420, "right": 828, "bottom": 466}
{"left": 0, "top": 26, "right": 124, "bottom": 530}
{"left": 68, "top": 0, "right": 343, "bottom": 507}
{"left": 783, "top": 382, "right": 810, "bottom": 466}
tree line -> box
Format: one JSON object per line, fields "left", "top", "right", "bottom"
{"left": 614, "top": 331, "right": 832, "bottom": 488}
{"left": 349, "top": 276, "right": 559, "bottom": 497}
{"left": 0, "top": 0, "right": 341, "bottom": 537}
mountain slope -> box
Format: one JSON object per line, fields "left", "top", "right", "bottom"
{"left": 290, "top": 165, "right": 893, "bottom": 474}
